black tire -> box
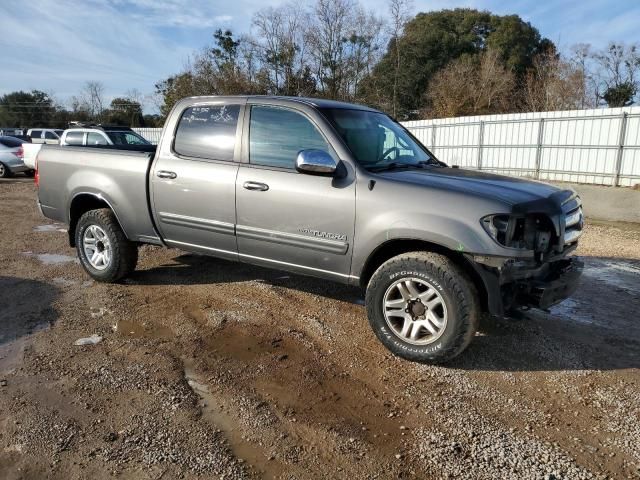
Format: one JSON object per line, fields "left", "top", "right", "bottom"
{"left": 75, "top": 208, "right": 138, "bottom": 283}
{"left": 365, "top": 252, "right": 479, "bottom": 363}
{"left": 0, "top": 163, "right": 12, "bottom": 178}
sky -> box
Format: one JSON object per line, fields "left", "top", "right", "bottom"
{"left": 1, "top": 0, "right": 639, "bottom": 112}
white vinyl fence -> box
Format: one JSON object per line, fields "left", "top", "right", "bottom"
{"left": 134, "top": 106, "right": 640, "bottom": 187}
{"left": 133, "top": 127, "right": 163, "bottom": 145}
{"left": 403, "top": 106, "right": 640, "bottom": 187}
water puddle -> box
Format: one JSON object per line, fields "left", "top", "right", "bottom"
{"left": 113, "top": 319, "right": 173, "bottom": 339}
{"left": 550, "top": 298, "right": 596, "bottom": 325}
{"left": 34, "top": 224, "right": 66, "bottom": 233}
{"left": 183, "top": 361, "right": 284, "bottom": 479}
{"left": 22, "top": 252, "right": 79, "bottom": 265}
{"left": 583, "top": 258, "right": 640, "bottom": 295}
{"left": 0, "top": 337, "right": 30, "bottom": 375}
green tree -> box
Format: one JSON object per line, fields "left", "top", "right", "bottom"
{"left": 106, "top": 97, "right": 144, "bottom": 126}
{"left": 0, "top": 90, "right": 57, "bottom": 128}
{"left": 361, "top": 8, "right": 552, "bottom": 118}
{"left": 602, "top": 82, "right": 636, "bottom": 107}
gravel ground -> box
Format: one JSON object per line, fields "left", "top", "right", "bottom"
{"left": 1, "top": 178, "right": 639, "bottom": 479}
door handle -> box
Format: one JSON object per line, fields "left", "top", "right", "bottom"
{"left": 157, "top": 170, "right": 177, "bottom": 179}
{"left": 243, "top": 181, "right": 269, "bottom": 191}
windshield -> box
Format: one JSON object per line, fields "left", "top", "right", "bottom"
{"left": 106, "top": 131, "right": 150, "bottom": 145}
{"left": 320, "top": 108, "right": 437, "bottom": 170}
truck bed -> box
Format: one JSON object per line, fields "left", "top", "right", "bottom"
{"left": 36, "top": 145, "right": 159, "bottom": 243}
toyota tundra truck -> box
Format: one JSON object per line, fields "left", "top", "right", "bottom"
{"left": 35, "top": 96, "right": 583, "bottom": 363}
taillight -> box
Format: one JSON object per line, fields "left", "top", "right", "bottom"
{"left": 13, "top": 146, "right": 24, "bottom": 160}
{"left": 34, "top": 156, "right": 39, "bottom": 187}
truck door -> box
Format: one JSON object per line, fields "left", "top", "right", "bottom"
{"left": 235, "top": 104, "right": 356, "bottom": 281}
{"left": 150, "top": 102, "right": 244, "bottom": 260}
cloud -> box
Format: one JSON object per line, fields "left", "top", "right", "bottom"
{"left": 0, "top": 0, "right": 232, "bottom": 110}
{"left": 105, "top": 0, "right": 233, "bottom": 28}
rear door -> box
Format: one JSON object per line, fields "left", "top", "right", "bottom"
{"left": 235, "top": 103, "right": 356, "bottom": 280}
{"left": 150, "top": 100, "right": 245, "bottom": 259}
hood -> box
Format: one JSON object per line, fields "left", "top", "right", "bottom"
{"left": 376, "top": 166, "right": 567, "bottom": 206}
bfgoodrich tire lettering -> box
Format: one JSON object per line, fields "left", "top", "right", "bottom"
{"left": 365, "top": 252, "right": 479, "bottom": 363}
{"left": 75, "top": 208, "right": 138, "bottom": 283}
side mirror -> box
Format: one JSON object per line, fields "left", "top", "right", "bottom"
{"left": 295, "top": 149, "right": 337, "bottom": 176}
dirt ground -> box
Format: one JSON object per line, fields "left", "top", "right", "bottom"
{"left": 1, "top": 178, "right": 639, "bottom": 480}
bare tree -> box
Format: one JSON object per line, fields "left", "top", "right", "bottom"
{"left": 425, "top": 50, "right": 515, "bottom": 118}
{"left": 306, "top": 0, "right": 354, "bottom": 99}
{"left": 77, "top": 81, "right": 106, "bottom": 121}
{"left": 591, "top": 42, "right": 640, "bottom": 106}
{"left": 524, "top": 50, "right": 592, "bottom": 112}
{"left": 387, "top": 0, "right": 412, "bottom": 116}
{"left": 252, "top": 3, "right": 309, "bottom": 95}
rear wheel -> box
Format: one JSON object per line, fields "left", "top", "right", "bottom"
{"left": 75, "top": 209, "right": 138, "bottom": 283}
{"left": 0, "top": 163, "right": 12, "bottom": 178}
{"left": 365, "top": 252, "right": 479, "bottom": 363}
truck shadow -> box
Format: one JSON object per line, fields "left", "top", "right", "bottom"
{"left": 131, "top": 254, "right": 640, "bottom": 372}
{"left": 130, "top": 253, "right": 364, "bottom": 305}
{"left": 0, "top": 276, "right": 60, "bottom": 360}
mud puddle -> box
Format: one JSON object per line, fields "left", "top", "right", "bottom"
{"left": 183, "top": 360, "right": 286, "bottom": 479}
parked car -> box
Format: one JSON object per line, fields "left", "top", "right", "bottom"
{"left": 35, "top": 96, "right": 583, "bottom": 363}
{"left": 7, "top": 135, "right": 32, "bottom": 143}
{"left": 60, "top": 126, "right": 153, "bottom": 151}
{"left": 0, "top": 136, "right": 32, "bottom": 177}
{"left": 24, "top": 126, "right": 156, "bottom": 169}
{"left": 27, "top": 129, "right": 65, "bottom": 144}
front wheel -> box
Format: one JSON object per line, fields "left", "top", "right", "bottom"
{"left": 365, "top": 252, "right": 479, "bottom": 363}
{"left": 75, "top": 208, "right": 138, "bottom": 283}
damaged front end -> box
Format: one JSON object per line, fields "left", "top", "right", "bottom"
{"left": 468, "top": 190, "right": 584, "bottom": 317}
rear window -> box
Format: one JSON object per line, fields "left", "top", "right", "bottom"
{"left": 65, "top": 131, "right": 84, "bottom": 145}
{"left": 174, "top": 105, "right": 240, "bottom": 161}
{"left": 0, "top": 137, "right": 24, "bottom": 148}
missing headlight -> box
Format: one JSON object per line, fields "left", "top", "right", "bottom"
{"left": 482, "top": 214, "right": 554, "bottom": 252}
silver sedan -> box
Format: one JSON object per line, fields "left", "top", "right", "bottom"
{"left": 0, "top": 136, "right": 32, "bottom": 178}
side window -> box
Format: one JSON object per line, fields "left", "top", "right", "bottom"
{"left": 174, "top": 105, "right": 240, "bottom": 161}
{"left": 124, "top": 133, "right": 146, "bottom": 145}
{"left": 30, "top": 130, "right": 42, "bottom": 139}
{"left": 44, "top": 131, "right": 57, "bottom": 140}
{"left": 249, "top": 106, "right": 331, "bottom": 169}
{"left": 87, "top": 132, "right": 108, "bottom": 145}
{"left": 65, "top": 131, "right": 84, "bottom": 145}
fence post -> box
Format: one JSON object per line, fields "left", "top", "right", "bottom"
{"left": 430, "top": 125, "right": 437, "bottom": 152}
{"left": 534, "top": 118, "right": 545, "bottom": 179}
{"left": 477, "top": 121, "right": 485, "bottom": 170}
{"left": 614, "top": 112, "right": 628, "bottom": 187}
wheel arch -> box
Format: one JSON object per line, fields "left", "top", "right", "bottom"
{"left": 358, "top": 238, "right": 489, "bottom": 313}
{"left": 68, "top": 193, "right": 127, "bottom": 247}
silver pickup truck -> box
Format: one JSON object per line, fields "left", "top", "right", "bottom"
{"left": 36, "top": 96, "right": 583, "bottom": 363}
